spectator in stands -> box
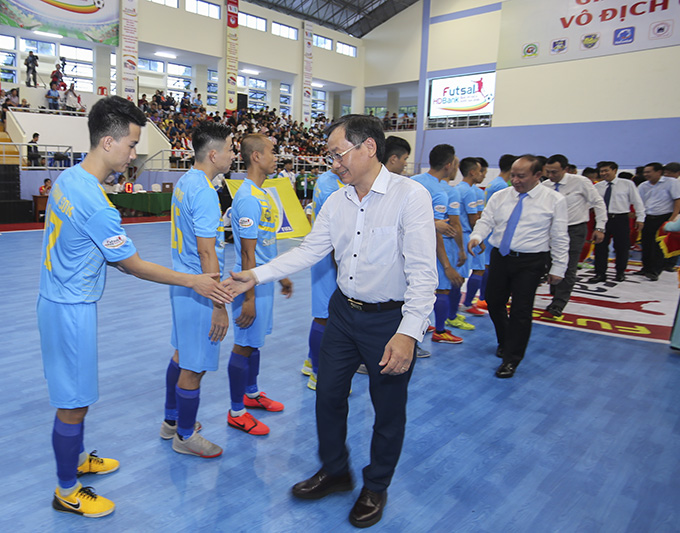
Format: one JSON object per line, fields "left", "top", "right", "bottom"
{"left": 277, "top": 158, "right": 296, "bottom": 188}
{"left": 39, "top": 178, "right": 52, "bottom": 195}
{"left": 64, "top": 84, "right": 80, "bottom": 113}
{"left": 192, "top": 93, "right": 203, "bottom": 109}
{"left": 138, "top": 94, "right": 149, "bottom": 113}
{"left": 46, "top": 82, "right": 60, "bottom": 110}
{"left": 7, "top": 88, "right": 20, "bottom": 107}
{"left": 25, "top": 51, "right": 38, "bottom": 87}
{"left": 28, "top": 132, "right": 43, "bottom": 167}
{"left": 51, "top": 64, "right": 64, "bottom": 89}
{"left": 112, "top": 175, "right": 126, "bottom": 193}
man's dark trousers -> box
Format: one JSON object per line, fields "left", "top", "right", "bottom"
{"left": 316, "top": 289, "right": 414, "bottom": 493}
{"left": 551, "top": 222, "right": 587, "bottom": 311}
{"left": 594, "top": 214, "right": 630, "bottom": 276}
{"left": 641, "top": 213, "right": 671, "bottom": 275}
{"left": 486, "top": 248, "right": 549, "bottom": 366}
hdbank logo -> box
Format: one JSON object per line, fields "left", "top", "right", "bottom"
{"left": 613, "top": 27, "right": 635, "bottom": 45}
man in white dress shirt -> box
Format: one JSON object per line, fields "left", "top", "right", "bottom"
{"left": 590, "top": 161, "right": 645, "bottom": 283}
{"left": 543, "top": 154, "right": 607, "bottom": 315}
{"left": 469, "top": 155, "right": 569, "bottom": 379}
{"left": 226, "top": 115, "right": 437, "bottom": 528}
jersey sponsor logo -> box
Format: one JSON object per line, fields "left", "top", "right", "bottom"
{"left": 434, "top": 205, "right": 446, "bottom": 213}
{"left": 239, "top": 217, "right": 254, "bottom": 228}
{"left": 468, "top": 202, "right": 477, "bottom": 208}
{"left": 450, "top": 202, "right": 460, "bottom": 209}
{"left": 102, "top": 235, "right": 127, "bottom": 249}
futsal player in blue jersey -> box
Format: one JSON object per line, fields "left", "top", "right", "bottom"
{"left": 453, "top": 157, "right": 486, "bottom": 319}
{"left": 38, "top": 96, "right": 231, "bottom": 518}
{"left": 228, "top": 134, "right": 292, "bottom": 436}
{"left": 412, "top": 145, "right": 465, "bottom": 344}
{"left": 161, "top": 122, "right": 235, "bottom": 458}
{"left": 477, "top": 155, "right": 513, "bottom": 308}
{"left": 301, "top": 168, "right": 345, "bottom": 390}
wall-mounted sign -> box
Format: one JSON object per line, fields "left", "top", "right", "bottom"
{"left": 429, "top": 72, "right": 496, "bottom": 118}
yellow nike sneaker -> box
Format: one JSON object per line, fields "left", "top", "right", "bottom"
{"left": 53, "top": 484, "right": 115, "bottom": 518}
{"left": 77, "top": 451, "right": 120, "bottom": 476}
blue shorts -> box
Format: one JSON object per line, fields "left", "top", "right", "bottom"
{"left": 455, "top": 233, "right": 471, "bottom": 279}
{"left": 436, "top": 238, "right": 457, "bottom": 291}
{"left": 470, "top": 243, "right": 486, "bottom": 271}
{"left": 311, "top": 254, "right": 337, "bottom": 319}
{"left": 170, "top": 285, "right": 221, "bottom": 373}
{"left": 232, "top": 282, "right": 274, "bottom": 348}
{"left": 38, "top": 296, "right": 98, "bottom": 409}
{"left": 483, "top": 236, "right": 492, "bottom": 266}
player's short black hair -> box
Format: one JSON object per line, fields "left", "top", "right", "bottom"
{"left": 192, "top": 122, "right": 232, "bottom": 162}
{"left": 459, "top": 157, "right": 480, "bottom": 177}
{"left": 88, "top": 96, "right": 147, "bottom": 149}
{"left": 429, "top": 144, "right": 455, "bottom": 170}
{"left": 381, "top": 136, "right": 411, "bottom": 164}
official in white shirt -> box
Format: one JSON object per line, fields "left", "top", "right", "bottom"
{"left": 226, "top": 115, "right": 437, "bottom": 528}
{"left": 543, "top": 154, "right": 607, "bottom": 314}
{"left": 638, "top": 162, "right": 680, "bottom": 280}
{"left": 590, "top": 161, "right": 645, "bottom": 283}
{"left": 469, "top": 155, "right": 568, "bottom": 379}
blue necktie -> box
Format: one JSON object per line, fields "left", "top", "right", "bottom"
{"left": 499, "top": 193, "right": 528, "bottom": 256}
{"left": 554, "top": 182, "right": 560, "bottom": 193}
{"left": 603, "top": 182, "right": 613, "bottom": 209}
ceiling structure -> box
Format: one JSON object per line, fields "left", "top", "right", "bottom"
{"left": 243, "top": 0, "right": 420, "bottom": 38}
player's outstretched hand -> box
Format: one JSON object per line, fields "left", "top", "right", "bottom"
{"left": 191, "top": 273, "right": 233, "bottom": 304}
{"left": 223, "top": 270, "right": 257, "bottom": 297}
{"left": 280, "top": 278, "right": 293, "bottom": 298}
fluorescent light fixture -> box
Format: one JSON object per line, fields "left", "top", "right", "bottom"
{"left": 34, "top": 30, "right": 63, "bottom": 39}
{"left": 241, "top": 68, "right": 260, "bottom": 75}
{"left": 154, "top": 51, "right": 177, "bottom": 59}
{"left": 311, "top": 82, "right": 324, "bottom": 88}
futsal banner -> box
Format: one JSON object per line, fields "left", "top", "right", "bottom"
{"left": 225, "top": 177, "right": 311, "bottom": 239}
{"left": 225, "top": 0, "right": 239, "bottom": 113}
{"left": 0, "top": 0, "right": 119, "bottom": 45}
{"left": 120, "top": 0, "right": 138, "bottom": 103}
{"left": 497, "top": 0, "right": 680, "bottom": 69}
{"left": 301, "top": 21, "right": 313, "bottom": 129}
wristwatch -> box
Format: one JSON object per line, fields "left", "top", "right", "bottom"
{"left": 594, "top": 228, "right": 605, "bottom": 233}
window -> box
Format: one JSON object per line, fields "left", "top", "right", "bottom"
{"left": 0, "top": 51, "right": 15, "bottom": 67}
{"left": 248, "top": 78, "right": 266, "bottom": 89}
{"left": 148, "top": 0, "right": 178, "bottom": 6}
{"left": 20, "top": 38, "right": 56, "bottom": 56}
{"left": 312, "top": 89, "right": 326, "bottom": 119}
{"left": 207, "top": 95, "right": 218, "bottom": 106}
{"left": 237, "top": 75, "right": 246, "bottom": 87}
{"left": 168, "top": 76, "right": 191, "bottom": 90}
{"left": 207, "top": 82, "right": 218, "bottom": 94}
{"left": 337, "top": 42, "right": 357, "bottom": 57}
{"left": 365, "top": 106, "right": 387, "bottom": 117}
{"left": 208, "top": 69, "right": 218, "bottom": 82}
{"left": 60, "top": 45, "right": 93, "bottom": 62}
{"left": 272, "top": 22, "right": 297, "bottom": 40}
{"left": 63, "top": 62, "right": 93, "bottom": 78}
{"left": 399, "top": 105, "right": 417, "bottom": 115}
{"left": 313, "top": 34, "right": 332, "bottom": 50}
{"left": 280, "top": 95, "right": 291, "bottom": 106}
{"left": 110, "top": 67, "right": 116, "bottom": 81}
{"left": 63, "top": 78, "right": 93, "bottom": 92}
{"left": 110, "top": 52, "right": 116, "bottom": 66}
{"left": 249, "top": 102, "right": 267, "bottom": 111}
{"left": 138, "top": 58, "right": 164, "bottom": 73}
{"left": 185, "top": 0, "right": 220, "bottom": 19}
{"left": 341, "top": 104, "right": 351, "bottom": 115}
{"left": 248, "top": 90, "right": 266, "bottom": 102}
{"left": 312, "top": 89, "right": 326, "bottom": 100}
{"left": 280, "top": 83, "right": 291, "bottom": 93}
{"left": 167, "top": 90, "right": 185, "bottom": 102}
{"left": 167, "top": 63, "right": 191, "bottom": 77}
{"left": 0, "top": 35, "right": 16, "bottom": 50}
{"left": 0, "top": 69, "right": 16, "bottom": 84}
{"left": 238, "top": 12, "right": 266, "bottom": 32}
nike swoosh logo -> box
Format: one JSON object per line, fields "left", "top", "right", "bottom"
{"left": 231, "top": 420, "right": 246, "bottom": 429}
{"left": 57, "top": 496, "right": 81, "bottom": 510}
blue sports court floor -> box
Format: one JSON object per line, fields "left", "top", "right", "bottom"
{"left": 1, "top": 221, "right": 678, "bottom": 532}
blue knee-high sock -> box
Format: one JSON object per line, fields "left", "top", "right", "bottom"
{"left": 434, "top": 293, "right": 449, "bottom": 332}
{"left": 464, "top": 274, "right": 483, "bottom": 306}
{"left": 228, "top": 351, "right": 249, "bottom": 411}
{"left": 175, "top": 386, "right": 200, "bottom": 440}
{"left": 165, "top": 358, "right": 181, "bottom": 421}
{"left": 480, "top": 268, "right": 490, "bottom": 301}
{"left": 52, "top": 415, "right": 82, "bottom": 490}
{"left": 308, "top": 321, "right": 325, "bottom": 374}
{"left": 448, "top": 286, "right": 462, "bottom": 320}
{"left": 246, "top": 349, "right": 260, "bottom": 395}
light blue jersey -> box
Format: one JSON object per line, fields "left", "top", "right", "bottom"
{"left": 471, "top": 186, "right": 486, "bottom": 270}
{"left": 475, "top": 186, "right": 485, "bottom": 213}
{"left": 231, "top": 178, "right": 279, "bottom": 347}
{"left": 231, "top": 178, "right": 279, "bottom": 270}
{"left": 170, "top": 167, "right": 225, "bottom": 275}
{"left": 311, "top": 170, "right": 344, "bottom": 318}
{"left": 439, "top": 181, "right": 461, "bottom": 220}
{"left": 39, "top": 164, "right": 137, "bottom": 303}
{"left": 454, "top": 181, "right": 478, "bottom": 234}
{"left": 411, "top": 173, "right": 447, "bottom": 220}
{"left": 484, "top": 175, "right": 509, "bottom": 203}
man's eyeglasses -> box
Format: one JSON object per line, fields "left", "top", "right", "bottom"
{"left": 324, "top": 142, "right": 363, "bottom": 166}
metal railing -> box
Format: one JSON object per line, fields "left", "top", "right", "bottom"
{"left": 427, "top": 114, "right": 492, "bottom": 129}
{"left": 0, "top": 142, "right": 76, "bottom": 169}
{"left": 8, "top": 106, "right": 87, "bottom": 117}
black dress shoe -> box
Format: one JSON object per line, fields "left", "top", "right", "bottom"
{"left": 588, "top": 274, "right": 606, "bottom": 284}
{"left": 495, "top": 362, "right": 516, "bottom": 378}
{"left": 546, "top": 304, "right": 562, "bottom": 317}
{"left": 495, "top": 346, "right": 503, "bottom": 359}
{"left": 633, "top": 269, "right": 648, "bottom": 276}
{"left": 614, "top": 272, "right": 626, "bottom": 282}
{"left": 291, "top": 469, "right": 354, "bottom": 500}
{"left": 349, "top": 487, "right": 387, "bottom": 528}
{"left": 645, "top": 272, "right": 659, "bottom": 281}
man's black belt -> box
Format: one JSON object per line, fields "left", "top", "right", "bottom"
{"left": 505, "top": 250, "right": 548, "bottom": 257}
{"left": 608, "top": 213, "right": 628, "bottom": 218}
{"left": 340, "top": 291, "right": 404, "bottom": 312}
